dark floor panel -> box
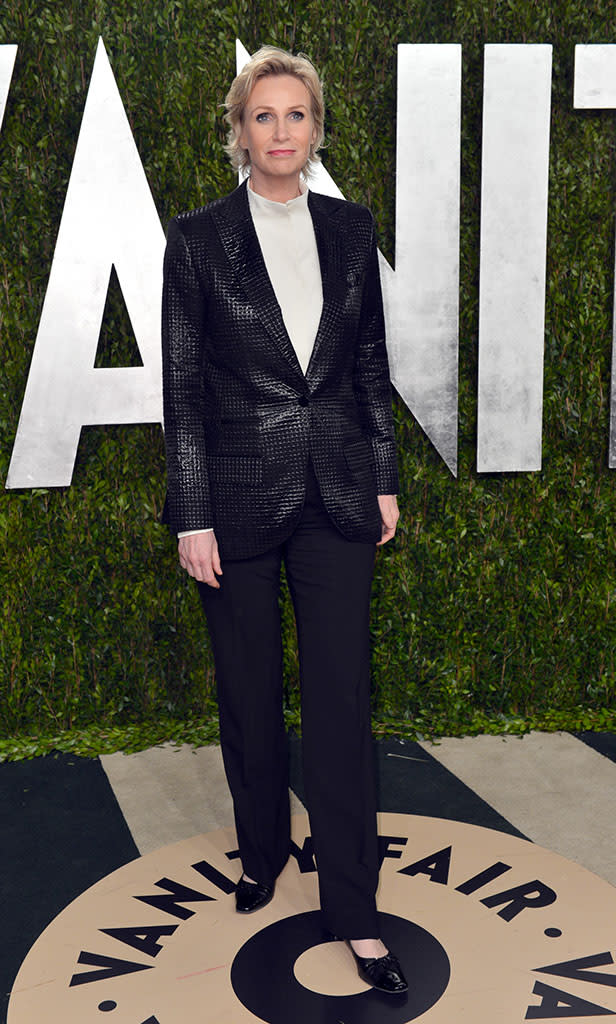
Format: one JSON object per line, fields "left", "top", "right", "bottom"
{"left": 375, "top": 736, "right": 528, "bottom": 838}
{"left": 289, "top": 732, "right": 528, "bottom": 840}
{"left": 0, "top": 752, "right": 139, "bottom": 1024}
{"left": 573, "top": 730, "right": 616, "bottom": 763}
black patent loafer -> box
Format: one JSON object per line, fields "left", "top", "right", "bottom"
{"left": 235, "top": 876, "right": 274, "bottom": 914}
{"left": 350, "top": 947, "right": 408, "bottom": 994}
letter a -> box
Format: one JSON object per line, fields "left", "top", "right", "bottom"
{"left": 526, "top": 980, "right": 615, "bottom": 1019}
{"left": 398, "top": 845, "right": 452, "bottom": 884}
{"left": 6, "top": 37, "right": 165, "bottom": 489}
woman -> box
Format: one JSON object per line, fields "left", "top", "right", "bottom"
{"left": 161, "top": 46, "right": 406, "bottom": 994}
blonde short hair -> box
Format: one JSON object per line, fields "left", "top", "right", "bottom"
{"left": 224, "top": 46, "right": 324, "bottom": 175}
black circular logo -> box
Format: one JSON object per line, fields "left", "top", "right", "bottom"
{"left": 11, "top": 815, "right": 616, "bottom": 1023}
{"left": 231, "top": 910, "right": 450, "bottom": 1023}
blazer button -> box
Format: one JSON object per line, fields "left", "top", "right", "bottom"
{"left": 298, "top": 395, "right": 309, "bottom": 407}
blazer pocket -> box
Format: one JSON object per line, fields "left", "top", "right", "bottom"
{"left": 207, "top": 455, "right": 263, "bottom": 487}
{"left": 343, "top": 438, "right": 375, "bottom": 476}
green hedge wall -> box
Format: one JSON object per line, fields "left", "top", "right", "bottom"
{"left": 2, "top": 0, "right": 616, "bottom": 754}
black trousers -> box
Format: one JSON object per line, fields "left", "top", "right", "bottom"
{"left": 198, "top": 465, "right": 379, "bottom": 937}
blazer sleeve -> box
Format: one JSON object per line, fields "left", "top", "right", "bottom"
{"left": 161, "top": 217, "right": 213, "bottom": 533}
{"left": 353, "top": 213, "right": 400, "bottom": 495}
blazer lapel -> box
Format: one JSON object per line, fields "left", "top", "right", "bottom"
{"left": 210, "top": 181, "right": 303, "bottom": 375}
{"left": 306, "top": 190, "right": 348, "bottom": 379}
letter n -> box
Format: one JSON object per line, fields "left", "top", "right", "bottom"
{"left": 574, "top": 45, "right": 616, "bottom": 469}
{"left": 6, "top": 37, "right": 165, "bottom": 489}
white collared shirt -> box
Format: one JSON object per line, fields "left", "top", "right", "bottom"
{"left": 247, "top": 179, "right": 323, "bottom": 374}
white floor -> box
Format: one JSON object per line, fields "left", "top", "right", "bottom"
{"left": 420, "top": 731, "right": 616, "bottom": 885}
{"left": 102, "top": 731, "right": 616, "bottom": 885}
{"left": 101, "top": 742, "right": 306, "bottom": 855}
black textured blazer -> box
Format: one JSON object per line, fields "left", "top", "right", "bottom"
{"left": 161, "top": 179, "right": 399, "bottom": 559}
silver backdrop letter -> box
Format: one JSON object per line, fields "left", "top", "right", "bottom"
{"left": 0, "top": 45, "right": 17, "bottom": 131}
{"left": 238, "top": 40, "right": 461, "bottom": 476}
{"left": 381, "top": 43, "right": 461, "bottom": 476}
{"left": 476, "top": 44, "right": 552, "bottom": 472}
{"left": 574, "top": 45, "right": 616, "bottom": 467}
{"left": 6, "top": 37, "right": 165, "bottom": 489}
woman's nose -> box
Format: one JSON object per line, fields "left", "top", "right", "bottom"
{"left": 272, "top": 117, "right": 289, "bottom": 140}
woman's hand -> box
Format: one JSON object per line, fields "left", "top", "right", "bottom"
{"left": 178, "top": 531, "right": 223, "bottom": 588}
{"left": 377, "top": 494, "right": 399, "bottom": 546}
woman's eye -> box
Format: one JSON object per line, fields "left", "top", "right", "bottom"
{"left": 290, "top": 111, "right": 304, "bottom": 120}
{"left": 255, "top": 112, "right": 270, "bottom": 122}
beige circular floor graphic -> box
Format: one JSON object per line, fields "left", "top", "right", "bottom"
{"left": 8, "top": 813, "right": 616, "bottom": 1024}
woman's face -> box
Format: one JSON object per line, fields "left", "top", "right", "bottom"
{"left": 239, "top": 73, "right": 316, "bottom": 192}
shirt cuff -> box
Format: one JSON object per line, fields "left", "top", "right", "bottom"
{"left": 177, "top": 528, "right": 214, "bottom": 538}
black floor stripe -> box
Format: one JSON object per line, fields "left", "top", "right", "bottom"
{"left": 573, "top": 730, "right": 616, "bottom": 763}
{"left": 1, "top": 752, "right": 139, "bottom": 1024}
{"left": 375, "top": 737, "right": 528, "bottom": 838}
{"left": 288, "top": 733, "right": 528, "bottom": 841}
